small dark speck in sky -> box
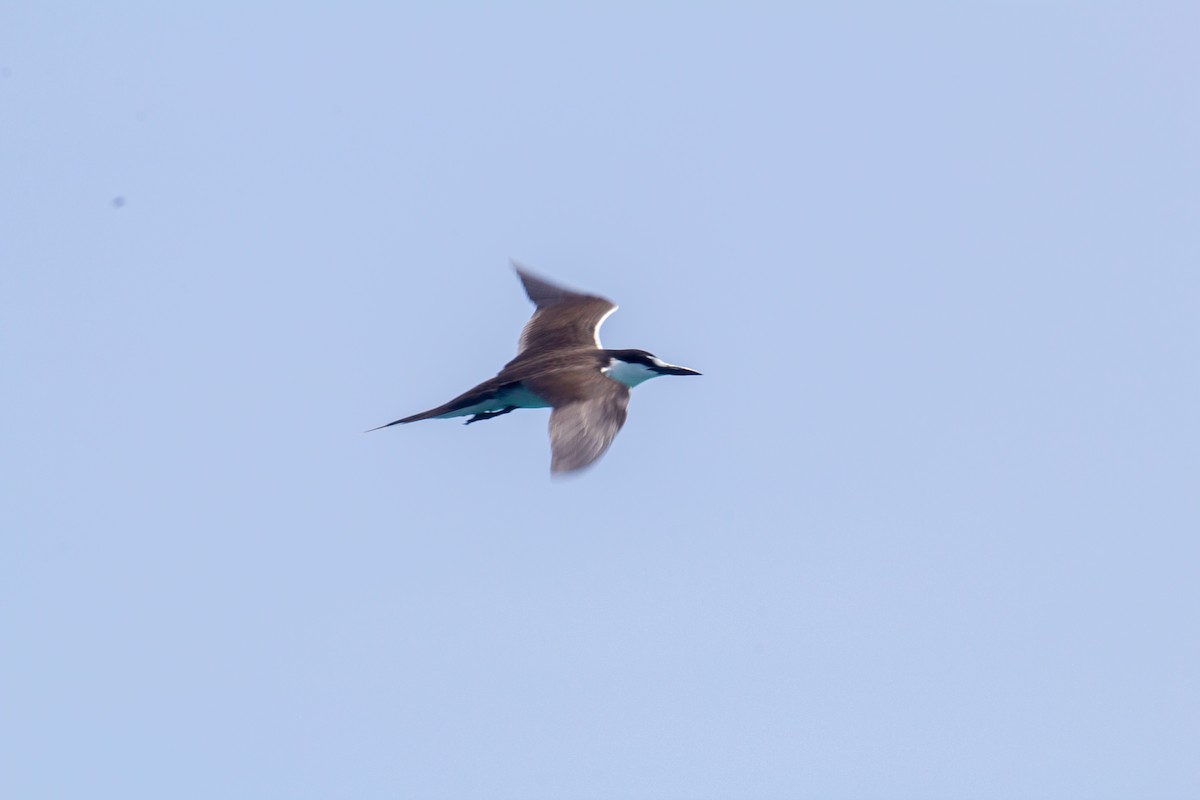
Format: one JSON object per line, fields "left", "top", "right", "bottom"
{"left": 111, "top": 196, "right": 126, "bottom": 209}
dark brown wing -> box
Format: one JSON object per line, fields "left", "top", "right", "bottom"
{"left": 526, "top": 370, "right": 630, "bottom": 474}
{"left": 513, "top": 264, "right": 617, "bottom": 354}
{"left": 366, "top": 375, "right": 512, "bottom": 430}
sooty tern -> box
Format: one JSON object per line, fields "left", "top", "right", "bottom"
{"left": 371, "top": 263, "right": 700, "bottom": 474}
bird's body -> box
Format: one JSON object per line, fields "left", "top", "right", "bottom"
{"left": 372, "top": 264, "right": 700, "bottom": 474}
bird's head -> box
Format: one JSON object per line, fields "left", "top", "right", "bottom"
{"left": 602, "top": 349, "right": 702, "bottom": 387}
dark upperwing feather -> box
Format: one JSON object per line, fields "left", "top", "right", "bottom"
{"left": 513, "top": 264, "right": 617, "bottom": 354}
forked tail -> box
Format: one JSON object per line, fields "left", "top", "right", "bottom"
{"left": 365, "top": 407, "right": 443, "bottom": 432}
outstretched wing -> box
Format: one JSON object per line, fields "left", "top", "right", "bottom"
{"left": 543, "top": 375, "right": 630, "bottom": 474}
{"left": 513, "top": 263, "right": 618, "bottom": 354}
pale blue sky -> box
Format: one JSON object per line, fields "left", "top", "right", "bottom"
{"left": 3, "top": 3, "right": 1198, "bottom": 798}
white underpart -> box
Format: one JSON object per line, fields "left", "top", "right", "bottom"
{"left": 436, "top": 385, "right": 550, "bottom": 418}
{"left": 594, "top": 305, "right": 618, "bottom": 347}
{"left": 603, "top": 357, "right": 665, "bottom": 388}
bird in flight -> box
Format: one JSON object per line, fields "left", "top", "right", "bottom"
{"left": 371, "top": 263, "right": 701, "bottom": 474}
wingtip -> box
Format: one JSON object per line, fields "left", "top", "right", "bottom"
{"left": 549, "top": 456, "right": 596, "bottom": 477}
{"left": 510, "top": 258, "right": 537, "bottom": 291}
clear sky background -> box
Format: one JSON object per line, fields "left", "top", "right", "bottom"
{"left": 3, "top": 3, "right": 1198, "bottom": 798}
